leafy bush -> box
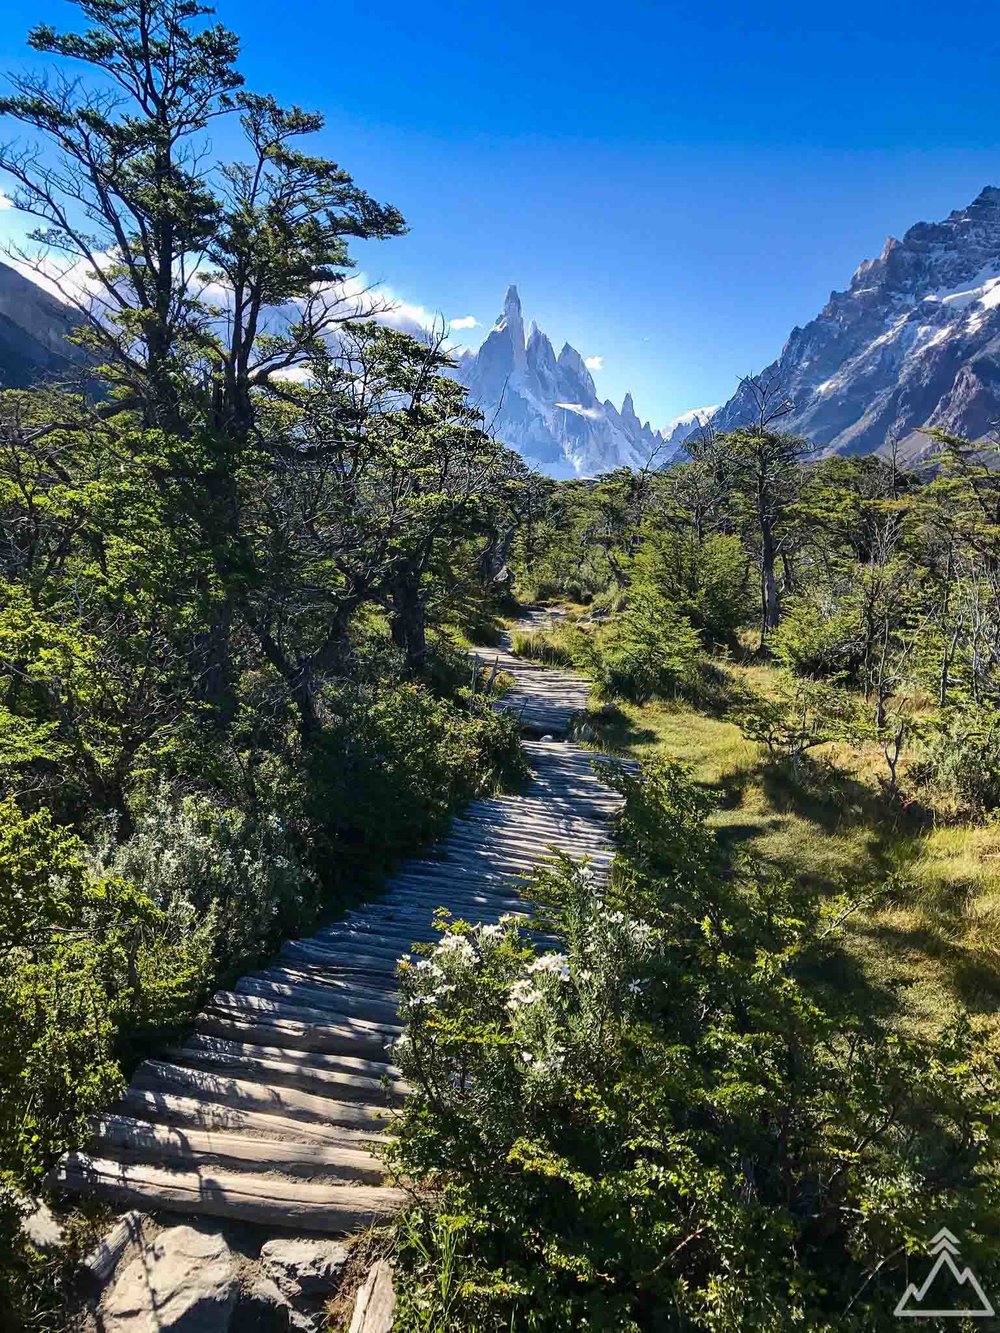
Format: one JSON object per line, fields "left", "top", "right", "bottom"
{"left": 771, "top": 590, "right": 866, "bottom": 681}
{"left": 590, "top": 588, "right": 704, "bottom": 702}
{"left": 911, "top": 706, "right": 1000, "bottom": 816}
{"left": 634, "top": 529, "right": 753, "bottom": 647}
{"left": 304, "top": 681, "right": 526, "bottom": 892}
{"left": 97, "top": 786, "right": 320, "bottom": 990}
{"left": 389, "top": 762, "right": 1000, "bottom": 1331}
{"left": 0, "top": 802, "right": 211, "bottom": 1184}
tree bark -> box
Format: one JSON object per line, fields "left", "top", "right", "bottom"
{"left": 760, "top": 520, "right": 781, "bottom": 645}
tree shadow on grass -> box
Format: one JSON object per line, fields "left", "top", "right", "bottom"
{"left": 572, "top": 703, "right": 659, "bottom": 753}
{"left": 854, "top": 915, "right": 1000, "bottom": 1015}
{"left": 758, "top": 753, "right": 930, "bottom": 837}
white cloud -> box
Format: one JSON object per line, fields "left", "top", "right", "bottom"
{"left": 584, "top": 355, "right": 603, "bottom": 371}
{"left": 0, "top": 192, "right": 12, "bottom": 210}
{"left": 449, "top": 315, "right": 479, "bottom": 331}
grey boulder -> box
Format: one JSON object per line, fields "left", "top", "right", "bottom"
{"left": 100, "top": 1225, "right": 237, "bottom": 1332}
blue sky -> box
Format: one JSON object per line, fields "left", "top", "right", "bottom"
{"left": 2, "top": 0, "right": 1000, "bottom": 424}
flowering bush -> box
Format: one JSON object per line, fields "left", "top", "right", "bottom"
{"left": 97, "top": 784, "right": 320, "bottom": 983}
{"left": 389, "top": 762, "right": 1000, "bottom": 1331}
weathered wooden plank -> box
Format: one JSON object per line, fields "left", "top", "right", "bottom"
{"left": 114, "top": 1088, "right": 385, "bottom": 1146}
{"left": 166, "top": 1045, "right": 406, "bottom": 1105}
{"left": 234, "top": 977, "right": 400, "bottom": 1025}
{"left": 179, "top": 1032, "right": 401, "bottom": 1081}
{"left": 53, "top": 1154, "right": 405, "bottom": 1233}
{"left": 89, "top": 1116, "right": 387, "bottom": 1183}
{"left": 132, "top": 1060, "right": 391, "bottom": 1130}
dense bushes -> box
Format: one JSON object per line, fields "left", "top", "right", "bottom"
{"left": 911, "top": 706, "right": 1000, "bottom": 815}
{"left": 632, "top": 529, "right": 752, "bottom": 648}
{"left": 589, "top": 588, "right": 703, "bottom": 701}
{"left": 389, "top": 762, "right": 1000, "bottom": 1330}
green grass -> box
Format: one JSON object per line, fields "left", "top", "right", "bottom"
{"left": 572, "top": 662, "right": 1000, "bottom": 1042}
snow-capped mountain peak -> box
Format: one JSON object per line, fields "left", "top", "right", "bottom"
{"left": 459, "top": 286, "right": 672, "bottom": 477}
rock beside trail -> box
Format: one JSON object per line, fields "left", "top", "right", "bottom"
{"left": 100, "top": 1225, "right": 237, "bottom": 1333}
{"left": 349, "top": 1260, "right": 395, "bottom": 1333}
{"left": 236, "top": 1277, "right": 295, "bottom": 1331}
{"left": 260, "top": 1237, "right": 349, "bottom": 1299}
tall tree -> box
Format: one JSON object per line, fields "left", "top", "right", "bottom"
{"left": 717, "top": 374, "right": 809, "bottom": 645}
{"left": 0, "top": 0, "right": 405, "bottom": 435}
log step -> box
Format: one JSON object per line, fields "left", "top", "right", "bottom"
{"left": 115, "top": 1088, "right": 386, "bottom": 1147}
{"left": 51, "top": 1153, "right": 405, "bottom": 1233}
{"left": 133, "top": 1060, "right": 392, "bottom": 1130}
{"left": 89, "top": 1115, "right": 387, "bottom": 1183}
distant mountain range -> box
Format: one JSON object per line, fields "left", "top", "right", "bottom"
{"left": 0, "top": 259, "right": 88, "bottom": 388}
{"left": 456, "top": 287, "right": 670, "bottom": 478}
{"left": 714, "top": 186, "right": 1000, "bottom": 456}
{"left": 9, "top": 184, "right": 1000, "bottom": 471}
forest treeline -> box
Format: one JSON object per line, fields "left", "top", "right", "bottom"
{"left": 3, "top": 2, "right": 1000, "bottom": 1330}
{"left": 514, "top": 398, "right": 1000, "bottom": 815}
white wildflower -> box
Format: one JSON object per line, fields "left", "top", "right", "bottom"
{"left": 436, "top": 934, "right": 477, "bottom": 964}
{"left": 528, "top": 952, "right": 571, "bottom": 981}
{"left": 507, "top": 978, "right": 543, "bottom": 1008}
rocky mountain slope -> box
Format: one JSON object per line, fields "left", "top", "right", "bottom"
{"left": 457, "top": 287, "right": 668, "bottom": 477}
{"left": 0, "top": 259, "right": 86, "bottom": 387}
{"left": 714, "top": 186, "right": 1000, "bottom": 456}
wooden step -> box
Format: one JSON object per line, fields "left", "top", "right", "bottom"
{"left": 210, "top": 991, "right": 403, "bottom": 1041}
{"left": 89, "top": 1116, "right": 388, "bottom": 1183}
{"left": 133, "top": 1060, "right": 392, "bottom": 1130}
{"left": 234, "top": 977, "right": 400, "bottom": 1025}
{"left": 51, "top": 1153, "right": 406, "bottom": 1232}
{"left": 180, "top": 1033, "right": 401, "bottom": 1081}
{"left": 167, "top": 1044, "right": 406, "bottom": 1104}
{"left": 115, "top": 1088, "right": 385, "bottom": 1146}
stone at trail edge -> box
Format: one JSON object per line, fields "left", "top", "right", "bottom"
{"left": 100, "top": 1224, "right": 237, "bottom": 1333}
{"left": 260, "top": 1236, "right": 349, "bottom": 1299}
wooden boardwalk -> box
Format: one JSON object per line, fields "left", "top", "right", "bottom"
{"left": 50, "top": 626, "right": 618, "bottom": 1234}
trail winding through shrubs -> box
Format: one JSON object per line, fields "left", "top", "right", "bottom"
{"left": 47, "top": 618, "right": 621, "bottom": 1235}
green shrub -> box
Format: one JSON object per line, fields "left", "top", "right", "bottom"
{"left": 911, "top": 706, "right": 1000, "bottom": 816}
{"left": 771, "top": 590, "right": 865, "bottom": 680}
{"left": 389, "top": 762, "right": 1000, "bottom": 1331}
{"left": 305, "top": 683, "right": 526, "bottom": 890}
{"left": 98, "top": 786, "right": 320, "bottom": 988}
{"left": 590, "top": 588, "right": 703, "bottom": 702}
{"left": 634, "top": 529, "right": 753, "bottom": 647}
{"left": 732, "top": 673, "right": 858, "bottom": 762}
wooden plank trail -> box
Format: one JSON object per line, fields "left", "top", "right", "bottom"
{"left": 49, "top": 618, "right": 621, "bottom": 1234}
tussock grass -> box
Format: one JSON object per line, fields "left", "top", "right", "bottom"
{"left": 579, "top": 658, "right": 1000, "bottom": 1042}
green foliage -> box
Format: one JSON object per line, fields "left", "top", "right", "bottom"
{"left": 911, "top": 706, "right": 1000, "bottom": 816}
{"left": 304, "top": 682, "right": 527, "bottom": 887}
{"left": 635, "top": 528, "right": 753, "bottom": 647}
{"left": 732, "top": 673, "right": 860, "bottom": 762}
{"left": 590, "top": 587, "right": 704, "bottom": 702}
{"left": 390, "top": 763, "right": 1000, "bottom": 1331}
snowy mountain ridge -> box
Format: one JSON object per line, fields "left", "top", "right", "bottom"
{"left": 714, "top": 186, "right": 1000, "bottom": 455}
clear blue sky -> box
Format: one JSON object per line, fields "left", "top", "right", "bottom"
{"left": 2, "top": 0, "right": 1000, "bottom": 425}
